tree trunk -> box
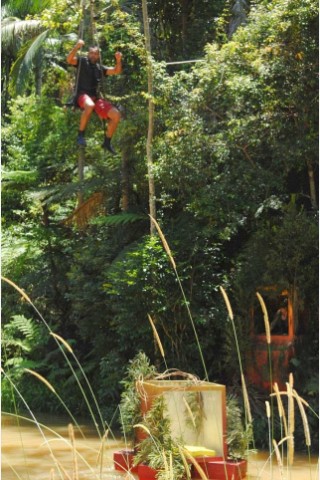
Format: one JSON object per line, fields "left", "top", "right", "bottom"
{"left": 306, "top": 159, "right": 317, "bottom": 209}
{"left": 180, "top": 0, "right": 188, "bottom": 55}
{"left": 35, "top": 56, "right": 43, "bottom": 96}
{"left": 142, "top": 0, "right": 157, "bottom": 235}
{"left": 77, "top": 148, "right": 85, "bottom": 207}
{"left": 121, "top": 148, "right": 130, "bottom": 212}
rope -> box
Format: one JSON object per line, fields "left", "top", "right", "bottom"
{"left": 89, "top": 0, "right": 107, "bottom": 100}
{"left": 72, "top": 0, "right": 85, "bottom": 101}
{"left": 89, "top": 0, "right": 96, "bottom": 45}
{"left": 88, "top": 0, "right": 106, "bottom": 130}
{"left": 165, "top": 59, "right": 202, "bottom": 65}
{"left": 76, "top": 0, "right": 86, "bottom": 207}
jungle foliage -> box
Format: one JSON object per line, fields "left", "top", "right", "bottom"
{"left": 1, "top": 0, "right": 318, "bottom": 451}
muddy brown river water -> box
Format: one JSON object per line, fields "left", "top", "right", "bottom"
{"left": 1, "top": 414, "right": 318, "bottom": 480}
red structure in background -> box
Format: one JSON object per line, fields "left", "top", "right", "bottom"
{"left": 246, "top": 287, "right": 306, "bottom": 391}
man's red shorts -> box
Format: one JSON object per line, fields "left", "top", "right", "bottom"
{"left": 77, "top": 94, "right": 113, "bottom": 120}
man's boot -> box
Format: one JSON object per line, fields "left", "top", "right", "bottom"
{"left": 77, "top": 131, "right": 87, "bottom": 146}
{"left": 102, "top": 136, "right": 116, "bottom": 154}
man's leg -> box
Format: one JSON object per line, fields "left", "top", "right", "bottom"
{"left": 77, "top": 95, "right": 95, "bottom": 146}
{"left": 102, "top": 107, "right": 121, "bottom": 153}
{"left": 106, "top": 107, "right": 121, "bottom": 138}
{"left": 94, "top": 99, "right": 121, "bottom": 153}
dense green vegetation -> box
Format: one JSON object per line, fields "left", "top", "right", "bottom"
{"left": 1, "top": 0, "right": 318, "bottom": 451}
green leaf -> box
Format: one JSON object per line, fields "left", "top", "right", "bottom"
{"left": 90, "top": 213, "right": 147, "bottom": 226}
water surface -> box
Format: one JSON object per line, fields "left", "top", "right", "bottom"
{"left": 2, "top": 414, "right": 318, "bottom": 479}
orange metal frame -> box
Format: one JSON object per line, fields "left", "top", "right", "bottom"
{"left": 246, "top": 288, "right": 295, "bottom": 391}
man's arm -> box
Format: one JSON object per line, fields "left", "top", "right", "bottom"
{"left": 105, "top": 52, "right": 123, "bottom": 76}
{"left": 67, "top": 39, "right": 85, "bottom": 66}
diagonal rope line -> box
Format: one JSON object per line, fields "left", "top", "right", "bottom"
{"left": 165, "top": 59, "right": 202, "bottom": 65}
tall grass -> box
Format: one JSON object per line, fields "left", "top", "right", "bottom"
{"left": 265, "top": 400, "right": 272, "bottom": 477}
{"left": 149, "top": 216, "right": 209, "bottom": 381}
{"left": 2, "top": 370, "right": 65, "bottom": 480}
{"left": 24, "top": 368, "right": 86, "bottom": 439}
{"left": 256, "top": 291, "right": 275, "bottom": 439}
{"left": 2, "top": 276, "right": 108, "bottom": 440}
{"left": 219, "top": 287, "right": 253, "bottom": 437}
{"left": 147, "top": 313, "right": 168, "bottom": 372}
{"left": 2, "top": 412, "right": 120, "bottom": 480}
{"left": 255, "top": 292, "right": 273, "bottom": 391}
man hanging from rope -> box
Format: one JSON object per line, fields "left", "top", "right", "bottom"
{"left": 67, "top": 39, "right": 122, "bottom": 153}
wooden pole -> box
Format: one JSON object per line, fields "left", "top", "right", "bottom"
{"left": 77, "top": 147, "right": 85, "bottom": 207}
{"left": 142, "top": 0, "right": 157, "bottom": 235}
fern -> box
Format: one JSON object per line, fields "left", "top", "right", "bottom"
{"left": 2, "top": 315, "right": 46, "bottom": 365}
{"left": 119, "top": 352, "right": 158, "bottom": 441}
{"left": 4, "top": 358, "right": 39, "bottom": 370}
{"left": 226, "top": 394, "right": 253, "bottom": 459}
{"left": 134, "top": 396, "right": 187, "bottom": 480}
{"left": 6, "top": 315, "right": 42, "bottom": 342}
{"left": 91, "top": 212, "right": 147, "bottom": 226}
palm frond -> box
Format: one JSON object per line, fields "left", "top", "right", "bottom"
{"left": 9, "top": 29, "right": 50, "bottom": 95}
{"left": 1, "top": 18, "right": 43, "bottom": 48}
{"left": 1, "top": 16, "right": 19, "bottom": 26}
{"left": 1, "top": 0, "right": 51, "bottom": 19}
{"left": 26, "top": 179, "right": 102, "bottom": 206}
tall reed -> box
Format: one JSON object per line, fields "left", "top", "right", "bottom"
{"left": 293, "top": 389, "right": 313, "bottom": 477}
{"left": 2, "top": 276, "right": 106, "bottom": 440}
{"left": 265, "top": 400, "right": 272, "bottom": 478}
{"left": 255, "top": 292, "right": 272, "bottom": 383}
{"left": 149, "top": 216, "right": 208, "bottom": 381}
{"left": 2, "top": 340, "right": 30, "bottom": 479}
{"left": 68, "top": 423, "right": 79, "bottom": 480}
{"left": 24, "top": 368, "right": 86, "bottom": 439}
{"left": 272, "top": 439, "right": 285, "bottom": 480}
{"left": 219, "top": 286, "right": 253, "bottom": 431}
{"left": 2, "top": 370, "right": 65, "bottom": 480}
{"left": 270, "top": 379, "right": 317, "bottom": 472}
{"left": 147, "top": 313, "right": 167, "bottom": 369}
{"left": 182, "top": 448, "right": 209, "bottom": 480}
{"left": 96, "top": 429, "right": 109, "bottom": 480}
{"left": 3, "top": 412, "right": 106, "bottom": 479}
{"left": 273, "top": 382, "right": 288, "bottom": 459}
{"left": 50, "top": 332, "right": 114, "bottom": 440}
{"left": 286, "top": 380, "right": 295, "bottom": 467}
{"left": 256, "top": 291, "right": 274, "bottom": 437}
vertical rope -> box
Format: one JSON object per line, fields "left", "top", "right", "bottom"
{"left": 89, "top": 0, "right": 96, "bottom": 45}
{"left": 76, "top": 0, "right": 86, "bottom": 208}
{"left": 90, "top": 0, "right": 106, "bottom": 99}
{"left": 89, "top": 0, "right": 106, "bottom": 134}
{"left": 73, "top": 0, "right": 85, "bottom": 100}
{"left": 142, "top": 0, "right": 157, "bottom": 235}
